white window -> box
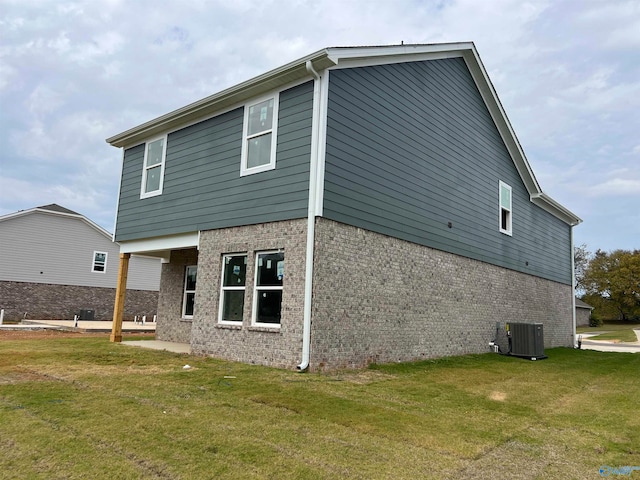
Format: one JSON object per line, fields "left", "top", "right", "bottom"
{"left": 92, "top": 251, "right": 107, "bottom": 273}
{"left": 219, "top": 254, "right": 247, "bottom": 324}
{"left": 499, "top": 181, "right": 512, "bottom": 236}
{"left": 182, "top": 265, "right": 197, "bottom": 319}
{"left": 240, "top": 94, "right": 279, "bottom": 176}
{"left": 252, "top": 251, "right": 284, "bottom": 327}
{"left": 141, "top": 135, "right": 167, "bottom": 198}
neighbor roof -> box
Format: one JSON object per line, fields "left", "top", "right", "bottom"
{"left": 0, "top": 204, "right": 111, "bottom": 239}
{"left": 106, "top": 42, "right": 581, "bottom": 227}
{"left": 575, "top": 298, "right": 594, "bottom": 309}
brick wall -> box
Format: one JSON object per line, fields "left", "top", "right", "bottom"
{"left": 0, "top": 280, "right": 158, "bottom": 321}
{"left": 155, "top": 249, "right": 198, "bottom": 343}
{"left": 310, "top": 218, "right": 574, "bottom": 371}
{"left": 188, "top": 219, "right": 307, "bottom": 369}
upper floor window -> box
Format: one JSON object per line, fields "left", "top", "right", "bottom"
{"left": 141, "top": 135, "right": 167, "bottom": 198}
{"left": 499, "top": 181, "right": 512, "bottom": 236}
{"left": 240, "top": 94, "right": 279, "bottom": 176}
{"left": 92, "top": 251, "right": 107, "bottom": 273}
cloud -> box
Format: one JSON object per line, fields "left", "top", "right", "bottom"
{"left": 589, "top": 178, "right": 640, "bottom": 197}
{"left": 0, "top": 0, "right": 638, "bottom": 252}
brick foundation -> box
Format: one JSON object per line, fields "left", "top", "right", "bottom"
{"left": 155, "top": 249, "right": 198, "bottom": 343}
{"left": 189, "top": 219, "right": 307, "bottom": 369}
{"left": 0, "top": 280, "right": 158, "bottom": 321}
{"left": 310, "top": 218, "right": 573, "bottom": 370}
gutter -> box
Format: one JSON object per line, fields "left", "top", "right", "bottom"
{"left": 298, "top": 60, "right": 322, "bottom": 371}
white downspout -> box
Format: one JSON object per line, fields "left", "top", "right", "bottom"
{"left": 298, "top": 60, "right": 322, "bottom": 371}
{"left": 571, "top": 225, "right": 577, "bottom": 347}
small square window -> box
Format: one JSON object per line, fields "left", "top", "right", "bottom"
{"left": 219, "top": 254, "right": 247, "bottom": 323}
{"left": 240, "top": 95, "right": 279, "bottom": 176}
{"left": 252, "top": 251, "right": 284, "bottom": 326}
{"left": 499, "top": 181, "right": 512, "bottom": 236}
{"left": 141, "top": 136, "right": 167, "bottom": 198}
{"left": 183, "top": 265, "right": 197, "bottom": 318}
{"left": 92, "top": 251, "right": 107, "bottom": 273}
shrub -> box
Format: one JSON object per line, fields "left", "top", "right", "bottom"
{"left": 590, "top": 311, "right": 603, "bottom": 327}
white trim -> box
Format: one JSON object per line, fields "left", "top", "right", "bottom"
{"left": 327, "top": 51, "right": 464, "bottom": 71}
{"left": 499, "top": 181, "right": 513, "bottom": 236}
{"left": 119, "top": 231, "right": 198, "bottom": 254}
{"left": 240, "top": 93, "right": 280, "bottom": 176}
{"left": 182, "top": 265, "right": 197, "bottom": 319}
{"left": 314, "top": 68, "right": 329, "bottom": 216}
{"left": 140, "top": 134, "right": 167, "bottom": 199}
{"left": 91, "top": 251, "right": 108, "bottom": 273}
{"left": 218, "top": 253, "right": 247, "bottom": 325}
{"left": 112, "top": 148, "right": 125, "bottom": 242}
{"left": 251, "top": 250, "right": 283, "bottom": 329}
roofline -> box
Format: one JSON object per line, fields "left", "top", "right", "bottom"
{"left": 105, "top": 42, "right": 582, "bottom": 226}
{"left": 0, "top": 207, "right": 113, "bottom": 239}
{"left": 105, "top": 42, "right": 474, "bottom": 149}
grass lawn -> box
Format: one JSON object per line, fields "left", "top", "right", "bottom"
{"left": 577, "top": 321, "right": 640, "bottom": 343}
{"left": 1, "top": 333, "right": 639, "bottom": 479}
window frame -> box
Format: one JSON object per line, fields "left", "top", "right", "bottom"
{"left": 499, "top": 181, "right": 513, "bottom": 236}
{"left": 218, "top": 253, "right": 248, "bottom": 325}
{"left": 140, "top": 134, "right": 167, "bottom": 199}
{"left": 91, "top": 251, "right": 108, "bottom": 273}
{"left": 182, "top": 265, "right": 197, "bottom": 319}
{"left": 251, "top": 250, "right": 284, "bottom": 328}
{"left": 240, "top": 93, "right": 280, "bottom": 176}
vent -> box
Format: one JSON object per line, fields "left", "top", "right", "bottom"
{"left": 507, "top": 322, "right": 547, "bottom": 360}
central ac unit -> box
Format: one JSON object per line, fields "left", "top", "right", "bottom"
{"left": 507, "top": 322, "right": 546, "bottom": 360}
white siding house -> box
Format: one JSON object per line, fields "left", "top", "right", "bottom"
{"left": 0, "top": 204, "right": 160, "bottom": 320}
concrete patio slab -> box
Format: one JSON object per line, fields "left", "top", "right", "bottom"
{"left": 122, "top": 340, "right": 191, "bottom": 354}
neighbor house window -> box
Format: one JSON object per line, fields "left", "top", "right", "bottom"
{"left": 240, "top": 94, "right": 279, "bottom": 176}
{"left": 219, "top": 254, "right": 247, "bottom": 324}
{"left": 92, "top": 251, "right": 107, "bottom": 273}
{"left": 182, "top": 265, "right": 197, "bottom": 319}
{"left": 141, "top": 135, "right": 167, "bottom": 198}
{"left": 499, "top": 181, "right": 512, "bottom": 235}
{"left": 252, "top": 251, "right": 284, "bottom": 326}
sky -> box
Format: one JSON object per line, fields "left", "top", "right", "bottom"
{"left": 1, "top": 0, "right": 639, "bottom": 254}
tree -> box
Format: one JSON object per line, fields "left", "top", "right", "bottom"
{"left": 574, "top": 243, "right": 591, "bottom": 292}
{"left": 582, "top": 249, "right": 640, "bottom": 321}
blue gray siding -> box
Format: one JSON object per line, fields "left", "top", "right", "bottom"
{"left": 115, "top": 81, "right": 314, "bottom": 242}
{"left": 323, "top": 58, "right": 572, "bottom": 284}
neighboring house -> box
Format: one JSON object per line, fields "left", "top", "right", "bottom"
{"left": 0, "top": 204, "right": 160, "bottom": 321}
{"left": 106, "top": 43, "right": 581, "bottom": 371}
{"left": 575, "top": 298, "right": 594, "bottom": 327}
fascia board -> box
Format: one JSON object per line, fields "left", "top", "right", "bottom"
{"left": 325, "top": 42, "right": 474, "bottom": 63}
{"left": 118, "top": 232, "right": 199, "bottom": 258}
{"left": 531, "top": 193, "right": 582, "bottom": 226}
{"left": 106, "top": 50, "right": 335, "bottom": 149}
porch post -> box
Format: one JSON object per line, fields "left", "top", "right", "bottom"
{"left": 110, "top": 252, "right": 131, "bottom": 343}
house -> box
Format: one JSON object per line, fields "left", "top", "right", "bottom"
{"left": 575, "top": 298, "right": 594, "bottom": 327}
{"left": 106, "top": 43, "right": 581, "bottom": 370}
{"left": 0, "top": 204, "right": 160, "bottom": 321}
